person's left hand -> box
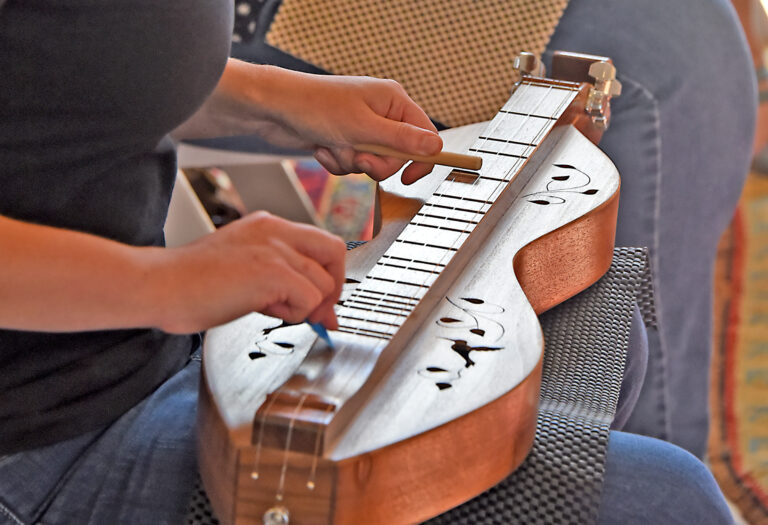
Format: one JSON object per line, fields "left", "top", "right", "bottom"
{"left": 178, "top": 61, "right": 444, "bottom": 185}
{"left": 256, "top": 67, "right": 443, "bottom": 184}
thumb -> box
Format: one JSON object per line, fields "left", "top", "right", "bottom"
{"left": 371, "top": 116, "right": 443, "bottom": 157}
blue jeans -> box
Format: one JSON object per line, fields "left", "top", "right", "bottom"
{"left": 0, "top": 356, "right": 733, "bottom": 525}
{"left": 545, "top": 0, "right": 757, "bottom": 457}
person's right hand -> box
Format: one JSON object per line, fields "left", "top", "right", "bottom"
{"left": 149, "top": 211, "right": 345, "bottom": 335}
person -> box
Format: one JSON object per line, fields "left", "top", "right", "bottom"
{"left": 0, "top": 1, "right": 748, "bottom": 524}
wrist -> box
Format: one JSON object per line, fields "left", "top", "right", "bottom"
{"left": 131, "top": 246, "right": 180, "bottom": 332}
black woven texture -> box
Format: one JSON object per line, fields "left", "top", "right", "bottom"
{"left": 187, "top": 246, "right": 650, "bottom": 525}
{"left": 636, "top": 255, "right": 658, "bottom": 329}
{"left": 426, "top": 247, "right": 646, "bottom": 525}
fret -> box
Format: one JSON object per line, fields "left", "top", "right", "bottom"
{"left": 481, "top": 111, "right": 554, "bottom": 145}
{"left": 476, "top": 174, "right": 510, "bottom": 183}
{"left": 351, "top": 287, "right": 421, "bottom": 302}
{"left": 381, "top": 254, "right": 447, "bottom": 268}
{"left": 414, "top": 211, "right": 480, "bottom": 226}
{"left": 367, "top": 276, "right": 432, "bottom": 294}
{"left": 408, "top": 221, "right": 476, "bottom": 235}
{"left": 337, "top": 311, "right": 405, "bottom": 329}
{"left": 467, "top": 148, "right": 527, "bottom": 160}
{"left": 337, "top": 316, "right": 400, "bottom": 332}
{"left": 503, "top": 83, "right": 577, "bottom": 117}
{"left": 430, "top": 193, "right": 496, "bottom": 206}
{"left": 336, "top": 325, "right": 392, "bottom": 340}
{"left": 376, "top": 260, "right": 444, "bottom": 275}
{"left": 498, "top": 109, "right": 558, "bottom": 120}
{"left": 359, "top": 277, "right": 430, "bottom": 299}
{"left": 432, "top": 183, "right": 505, "bottom": 204}
{"left": 342, "top": 301, "right": 411, "bottom": 317}
{"left": 367, "top": 267, "right": 437, "bottom": 289}
{"left": 351, "top": 290, "right": 420, "bottom": 308}
{"left": 470, "top": 138, "right": 532, "bottom": 159}
{"left": 476, "top": 136, "right": 538, "bottom": 147}
{"left": 342, "top": 299, "right": 412, "bottom": 317}
{"left": 422, "top": 201, "right": 491, "bottom": 215}
{"left": 396, "top": 224, "right": 469, "bottom": 248}
{"left": 385, "top": 242, "right": 457, "bottom": 266}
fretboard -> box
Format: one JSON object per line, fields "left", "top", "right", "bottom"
{"left": 337, "top": 80, "right": 579, "bottom": 340}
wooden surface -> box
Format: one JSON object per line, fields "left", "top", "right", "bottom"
{"left": 198, "top": 79, "right": 620, "bottom": 524}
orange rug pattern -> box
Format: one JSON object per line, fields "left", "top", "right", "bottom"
{"left": 711, "top": 172, "right": 768, "bottom": 525}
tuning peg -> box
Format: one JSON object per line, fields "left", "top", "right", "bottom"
{"left": 588, "top": 61, "right": 622, "bottom": 97}
{"left": 586, "top": 61, "right": 622, "bottom": 130}
{"left": 513, "top": 52, "right": 546, "bottom": 78}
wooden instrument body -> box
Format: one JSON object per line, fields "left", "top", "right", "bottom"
{"left": 199, "top": 76, "right": 620, "bottom": 525}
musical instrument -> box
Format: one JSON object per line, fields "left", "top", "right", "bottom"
{"left": 198, "top": 51, "right": 622, "bottom": 525}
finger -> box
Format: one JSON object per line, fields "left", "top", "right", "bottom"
{"left": 316, "top": 146, "right": 364, "bottom": 176}
{"left": 372, "top": 117, "right": 443, "bottom": 158}
{"left": 400, "top": 98, "right": 439, "bottom": 133}
{"left": 275, "top": 242, "right": 336, "bottom": 299}
{"left": 352, "top": 152, "right": 407, "bottom": 181}
{"left": 314, "top": 147, "right": 346, "bottom": 175}
{"left": 261, "top": 264, "right": 324, "bottom": 324}
{"left": 271, "top": 240, "right": 338, "bottom": 326}
{"left": 400, "top": 161, "right": 436, "bottom": 185}
{"left": 277, "top": 224, "right": 346, "bottom": 318}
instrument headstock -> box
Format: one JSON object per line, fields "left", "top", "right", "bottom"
{"left": 513, "top": 50, "right": 622, "bottom": 142}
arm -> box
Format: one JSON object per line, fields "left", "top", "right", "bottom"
{"left": 172, "top": 59, "right": 443, "bottom": 184}
{"left": 0, "top": 211, "right": 344, "bottom": 334}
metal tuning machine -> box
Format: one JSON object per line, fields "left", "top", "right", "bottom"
{"left": 513, "top": 51, "right": 546, "bottom": 79}
{"left": 550, "top": 50, "right": 622, "bottom": 130}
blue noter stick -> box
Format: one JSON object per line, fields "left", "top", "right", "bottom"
{"left": 307, "top": 321, "right": 334, "bottom": 348}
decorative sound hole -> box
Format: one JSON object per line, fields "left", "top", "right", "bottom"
{"left": 525, "top": 163, "right": 598, "bottom": 205}
{"left": 248, "top": 321, "right": 298, "bottom": 360}
{"left": 419, "top": 297, "right": 506, "bottom": 390}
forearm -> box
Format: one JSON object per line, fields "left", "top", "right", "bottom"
{"left": 0, "top": 215, "right": 165, "bottom": 332}
{"left": 172, "top": 58, "right": 442, "bottom": 183}
{"left": 171, "top": 59, "right": 297, "bottom": 141}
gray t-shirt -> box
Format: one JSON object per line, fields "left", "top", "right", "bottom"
{"left": 0, "top": 0, "right": 233, "bottom": 453}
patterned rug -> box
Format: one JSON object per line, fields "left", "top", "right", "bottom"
{"left": 290, "top": 159, "right": 375, "bottom": 241}
{"left": 710, "top": 171, "right": 768, "bottom": 525}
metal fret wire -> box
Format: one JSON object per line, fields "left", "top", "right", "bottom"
{"left": 253, "top": 81, "right": 579, "bottom": 498}
{"left": 338, "top": 81, "right": 577, "bottom": 336}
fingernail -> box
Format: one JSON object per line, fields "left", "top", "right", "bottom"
{"left": 359, "top": 161, "right": 372, "bottom": 173}
{"left": 418, "top": 134, "right": 441, "bottom": 156}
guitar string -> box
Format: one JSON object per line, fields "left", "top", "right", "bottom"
{"left": 336, "top": 82, "right": 544, "bottom": 323}
{"left": 254, "top": 80, "right": 573, "bottom": 497}
{"left": 287, "top": 82, "right": 573, "bottom": 458}
{"left": 340, "top": 81, "right": 571, "bottom": 324}
{"left": 251, "top": 79, "right": 579, "bottom": 500}
{"left": 340, "top": 81, "right": 574, "bottom": 330}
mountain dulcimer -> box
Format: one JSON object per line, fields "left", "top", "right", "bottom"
{"left": 198, "top": 51, "right": 622, "bottom": 525}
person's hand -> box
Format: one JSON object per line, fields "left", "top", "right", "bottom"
{"left": 260, "top": 68, "right": 444, "bottom": 184}
{"left": 176, "top": 61, "right": 444, "bottom": 185}
{"left": 148, "top": 212, "right": 345, "bottom": 334}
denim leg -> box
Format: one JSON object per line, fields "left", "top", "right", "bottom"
{"left": 547, "top": 0, "right": 757, "bottom": 458}
{"left": 598, "top": 431, "right": 733, "bottom": 524}
{"left": 0, "top": 355, "right": 200, "bottom": 525}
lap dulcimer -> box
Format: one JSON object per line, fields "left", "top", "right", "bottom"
{"left": 199, "top": 51, "right": 622, "bottom": 525}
